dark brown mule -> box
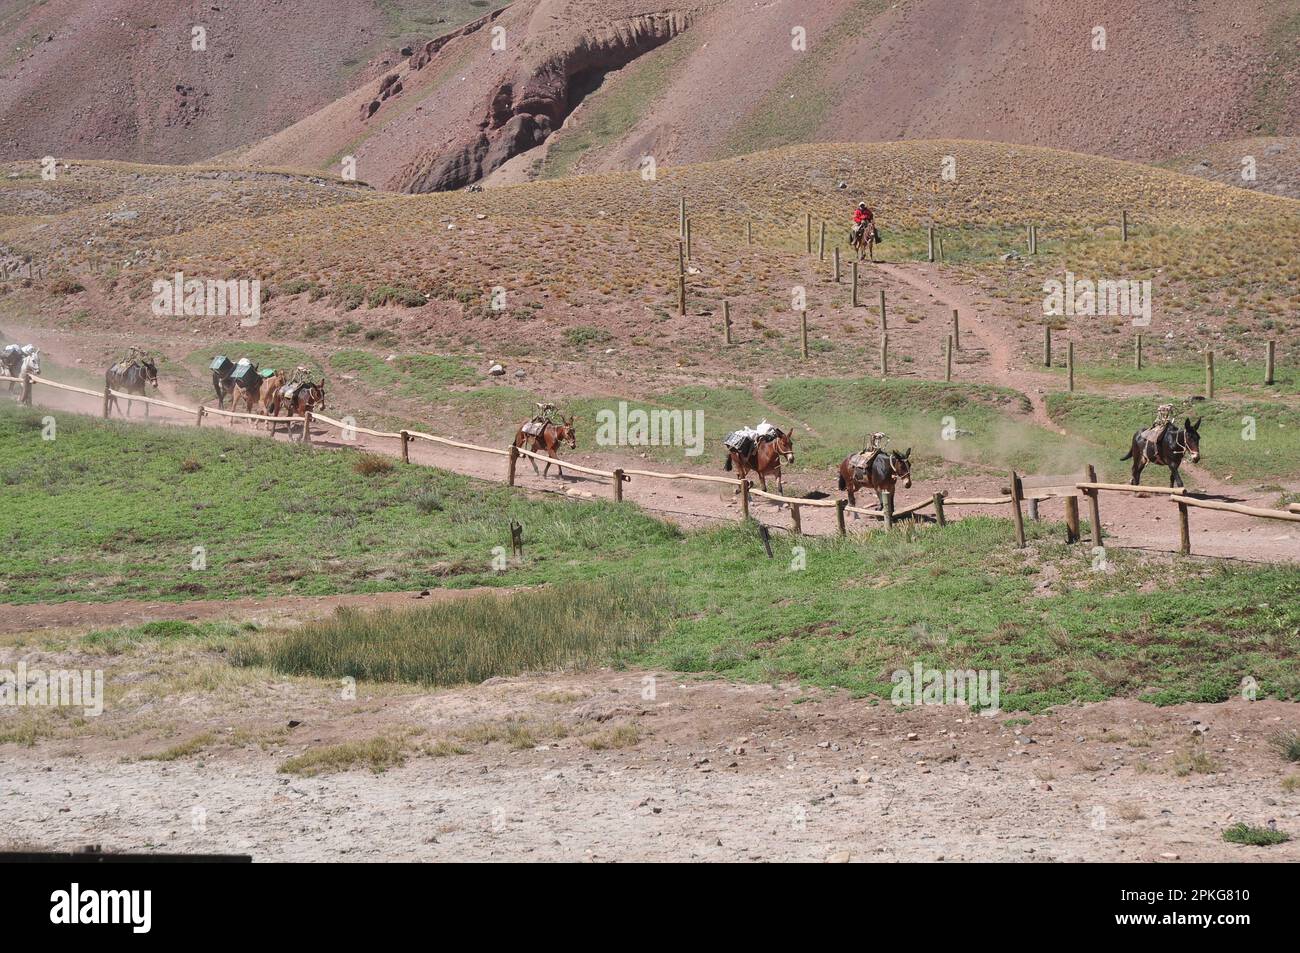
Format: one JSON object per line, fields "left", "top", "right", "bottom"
{"left": 1121, "top": 417, "right": 1201, "bottom": 488}
{"left": 838, "top": 448, "right": 912, "bottom": 510}
{"left": 273, "top": 381, "right": 326, "bottom": 440}
{"left": 724, "top": 427, "right": 795, "bottom": 495}
{"left": 849, "top": 225, "right": 876, "bottom": 262}
{"left": 513, "top": 417, "right": 576, "bottom": 478}
{"left": 212, "top": 368, "right": 235, "bottom": 409}
{"left": 105, "top": 358, "right": 158, "bottom": 417}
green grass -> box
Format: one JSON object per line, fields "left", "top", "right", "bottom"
{"left": 279, "top": 735, "right": 409, "bottom": 776}
{"left": 1045, "top": 354, "right": 1297, "bottom": 399}
{"left": 237, "top": 578, "right": 670, "bottom": 687}
{"left": 1222, "top": 822, "right": 1291, "bottom": 847}
{"left": 1047, "top": 392, "right": 1300, "bottom": 482}
{"left": 7, "top": 402, "right": 1300, "bottom": 713}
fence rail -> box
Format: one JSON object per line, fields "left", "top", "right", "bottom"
{"left": 7, "top": 370, "right": 1297, "bottom": 558}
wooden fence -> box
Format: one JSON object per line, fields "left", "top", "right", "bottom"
{"left": 5, "top": 371, "right": 1297, "bottom": 557}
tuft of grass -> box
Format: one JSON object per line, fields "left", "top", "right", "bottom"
{"left": 139, "top": 732, "right": 217, "bottom": 762}
{"left": 1268, "top": 729, "right": 1300, "bottom": 763}
{"left": 584, "top": 723, "right": 641, "bottom": 750}
{"left": 279, "top": 736, "right": 408, "bottom": 776}
{"left": 238, "top": 579, "right": 671, "bottom": 688}
{"left": 1171, "top": 741, "right": 1220, "bottom": 777}
{"left": 352, "top": 452, "right": 395, "bottom": 476}
{"left": 1222, "top": 822, "right": 1290, "bottom": 847}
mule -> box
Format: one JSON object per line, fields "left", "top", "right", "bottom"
{"left": 212, "top": 367, "right": 236, "bottom": 409}
{"left": 228, "top": 372, "right": 264, "bottom": 417}
{"left": 259, "top": 371, "right": 287, "bottom": 422}
{"left": 272, "top": 381, "right": 325, "bottom": 439}
{"left": 513, "top": 417, "right": 576, "bottom": 478}
{"left": 838, "top": 448, "right": 912, "bottom": 510}
{"left": 1122, "top": 417, "right": 1201, "bottom": 488}
{"left": 724, "top": 427, "right": 794, "bottom": 495}
{"left": 105, "top": 358, "right": 158, "bottom": 417}
{"left": 10, "top": 350, "right": 40, "bottom": 400}
{"left": 849, "top": 224, "right": 877, "bottom": 262}
{"left": 2, "top": 347, "right": 26, "bottom": 393}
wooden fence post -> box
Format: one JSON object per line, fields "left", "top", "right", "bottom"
{"left": 833, "top": 247, "right": 841, "bottom": 283}
{"left": 1009, "top": 469, "right": 1026, "bottom": 548}
{"left": 818, "top": 221, "right": 826, "bottom": 260}
{"left": 679, "top": 196, "right": 686, "bottom": 238}
{"left": 1177, "top": 499, "right": 1191, "bottom": 555}
{"left": 951, "top": 309, "right": 960, "bottom": 350}
{"left": 800, "top": 311, "right": 809, "bottom": 359}
{"left": 1064, "top": 495, "right": 1081, "bottom": 544}
{"left": 1135, "top": 332, "right": 1143, "bottom": 370}
{"left": 882, "top": 491, "right": 894, "bottom": 529}
{"left": 1264, "top": 340, "right": 1275, "bottom": 386}
{"left": 195, "top": 406, "right": 205, "bottom": 427}
{"left": 805, "top": 212, "right": 812, "bottom": 254}
{"left": 1067, "top": 341, "right": 1075, "bottom": 392}
{"left": 879, "top": 289, "right": 887, "bottom": 330}
{"left": 937, "top": 233, "right": 944, "bottom": 261}
{"left": 851, "top": 261, "right": 859, "bottom": 307}
{"left": 678, "top": 272, "right": 686, "bottom": 317}
{"left": 685, "top": 217, "right": 693, "bottom": 259}
{"left": 945, "top": 334, "right": 953, "bottom": 382}
{"left": 879, "top": 332, "right": 888, "bottom": 376}
{"left": 790, "top": 503, "right": 802, "bottom": 536}
{"left": 400, "top": 430, "right": 410, "bottom": 463}
{"left": 932, "top": 492, "right": 947, "bottom": 527}
{"left": 1084, "top": 464, "right": 1103, "bottom": 546}
{"left": 835, "top": 499, "right": 846, "bottom": 536}
{"left": 507, "top": 444, "right": 519, "bottom": 486}
{"left": 613, "top": 468, "right": 625, "bottom": 502}
{"left": 1205, "top": 349, "right": 1214, "bottom": 398}
{"left": 1030, "top": 224, "right": 1038, "bottom": 255}
{"left": 301, "top": 411, "right": 313, "bottom": 446}
{"left": 927, "top": 226, "right": 935, "bottom": 262}
{"left": 740, "top": 479, "right": 751, "bottom": 521}
{"left": 723, "top": 300, "right": 733, "bottom": 344}
{"left": 1121, "top": 209, "right": 1129, "bottom": 242}
{"left": 1043, "top": 325, "right": 1052, "bottom": 367}
{"left": 102, "top": 383, "right": 112, "bottom": 418}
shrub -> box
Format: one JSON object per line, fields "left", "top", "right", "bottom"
{"left": 352, "top": 453, "right": 394, "bottom": 476}
{"left": 1222, "top": 823, "right": 1290, "bottom": 847}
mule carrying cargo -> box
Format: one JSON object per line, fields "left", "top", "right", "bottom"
{"left": 210, "top": 355, "right": 234, "bottom": 377}
{"left": 724, "top": 431, "right": 756, "bottom": 458}
{"left": 229, "top": 359, "right": 259, "bottom": 386}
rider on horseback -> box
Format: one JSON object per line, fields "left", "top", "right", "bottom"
{"left": 852, "top": 202, "right": 874, "bottom": 243}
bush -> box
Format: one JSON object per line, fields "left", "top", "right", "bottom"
{"left": 352, "top": 453, "right": 395, "bottom": 476}
{"left": 1222, "top": 823, "right": 1290, "bottom": 847}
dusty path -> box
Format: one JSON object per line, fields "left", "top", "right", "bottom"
{"left": 2, "top": 664, "right": 1297, "bottom": 862}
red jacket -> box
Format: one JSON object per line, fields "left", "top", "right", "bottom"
{"left": 854, "top": 207, "right": 873, "bottom": 225}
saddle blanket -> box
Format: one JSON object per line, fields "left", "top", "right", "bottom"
{"left": 849, "top": 449, "right": 881, "bottom": 482}
{"left": 522, "top": 420, "right": 546, "bottom": 437}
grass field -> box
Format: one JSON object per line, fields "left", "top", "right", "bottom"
{"left": 2, "top": 404, "right": 1298, "bottom": 713}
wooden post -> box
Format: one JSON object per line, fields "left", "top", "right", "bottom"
{"left": 400, "top": 430, "right": 410, "bottom": 463}
{"left": 927, "top": 226, "right": 935, "bottom": 262}
{"left": 1121, "top": 209, "right": 1129, "bottom": 242}
{"left": 932, "top": 492, "right": 947, "bottom": 527}
{"left": 678, "top": 240, "right": 685, "bottom": 277}
{"left": 790, "top": 503, "right": 802, "bottom": 536}
{"left": 851, "top": 261, "right": 859, "bottom": 307}
{"left": 1032, "top": 224, "right": 1038, "bottom": 255}
{"left": 1135, "top": 332, "right": 1143, "bottom": 370}
{"left": 805, "top": 212, "right": 812, "bottom": 254}
{"left": 740, "top": 479, "right": 751, "bottom": 520}
{"left": 723, "top": 300, "right": 733, "bottom": 345}
{"left": 1085, "top": 464, "right": 1103, "bottom": 546}
{"left": 1064, "top": 496, "right": 1080, "bottom": 544}
{"left": 679, "top": 196, "right": 686, "bottom": 238}
{"left": 1177, "top": 500, "right": 1191, "bottom": 555}
{"left": 1008, "top": 469, "right": 1026, "bottom": 548}
{"left": 1264, "top": 340, "right": 1274, "bottom": 386}
{"left": 678, "top": 273, "right": 686, "bottom": 317}
{"left": 1026, "top": 224, "right": 1033, "bottom": 253}
{"left": 879, "top": 332, "right": 888, "bottom": 376}
{"left": 945, "top": 334, "right": 953, "bottom": 382}
{"left": 195, "top": 406, "right": 205, "bottom": 427}
{"left": 882, "top": 491, "right": 894, "bottom": 529}
{"left": 818, "top": 221, "right": 826, "bottom": 261}
{"left": 1067, "top": 341, "right": 1075, "bottom": 392}
{"left": 301, "top": 411, "right": 313, "bottom": 445}
{"left": 879, "top": 289, "right": 887, "bottom": 330}
{"left": 685, "top": 217, "right": 693, "bottom": 259}
{"left": 835, "top": 499, "right": 847, "bottom": 536}
{"left": 507, "top": 444, "right": 519, "bottom": 486}
{"left": 613, "top": 469, "right": 625, "bottom": 502}
{"left": 800, "top": 312, "right": 809, "bottom": 359}
{"left": 951, "top": 309, "right": 959, "bottom": 350}
{"left": 1043, "top": 325, "right": 1052, "bottom": 367}
{"left": 833, "top": 247, "right": 841, "bottom": 283}
{"left": 102, "top": 383, "right": 111, "bottom": 418}
{"left": 1204, "top": 349, "right": 1214, "bottom": 398}
{"left": 937, "top": 233, "right": 944, "bottom": 261}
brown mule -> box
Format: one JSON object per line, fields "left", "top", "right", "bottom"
{"left": 724, "top": 427, "right": 794, "bottom": 495}
{"left": 838, "top": 448, "right": 911, "bottom": 511}
{"left": 849, "top": 225, "right": 876, "bottom": 262}
{"left": 513, "top": 417, "right": 576, "bottom": 478}
{"left": 274, "top": 381, "right": 325, "bottom": 440}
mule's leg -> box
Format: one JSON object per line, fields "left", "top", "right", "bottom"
{"left": 1170, "top": 465, "right": 1183, "bottom": 489}
{"left": 1130, "top": 449, "right": 1143, "bottom": 486}
{"left": 775, "top": 464, "right": 784, "bottom": 496}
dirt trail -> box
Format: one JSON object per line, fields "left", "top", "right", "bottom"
{"left": 7, "top": 325, "right": 1297, "bottom": 564}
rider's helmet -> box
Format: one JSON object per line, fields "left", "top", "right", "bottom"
{"left": 858, "top": 202, "right": 868, "bottom": 210}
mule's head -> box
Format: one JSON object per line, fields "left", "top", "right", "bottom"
{"left": 22, "top": 349, "right": 40, "bottom": 376}
{"left": 772, "top": 428, "right": 794, "bottom": 464}
{"left": 561, "top": 416, "right": 577, "bottom": 450}
{"left": 1183, "top": 417, "right": 1202, "bottom": 463}
{"left": 142, "top": 358, "right": 159, "bottom": 389}
{"left": 890, "top": 448, "right": 912, "bottom": 489}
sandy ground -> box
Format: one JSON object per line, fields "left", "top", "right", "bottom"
{"left": 3, "top": 659, "right": 1298, "bottom": 862}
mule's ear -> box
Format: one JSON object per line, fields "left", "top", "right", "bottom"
{"left": 1194, "top": 416, "right": 1202, "bottom": 430}
{"left": 1184, "top": 417, "right": 1192, "bottom": 430}
{"left": 905, "top": 447, "right": 912, "bottom": 458}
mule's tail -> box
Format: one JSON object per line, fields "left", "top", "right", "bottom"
{"left": 723, "top": 454, "right": 733, "bottom": 472}
{"left": 1120, "top": 448, "right": 1133, "bottom": 461}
